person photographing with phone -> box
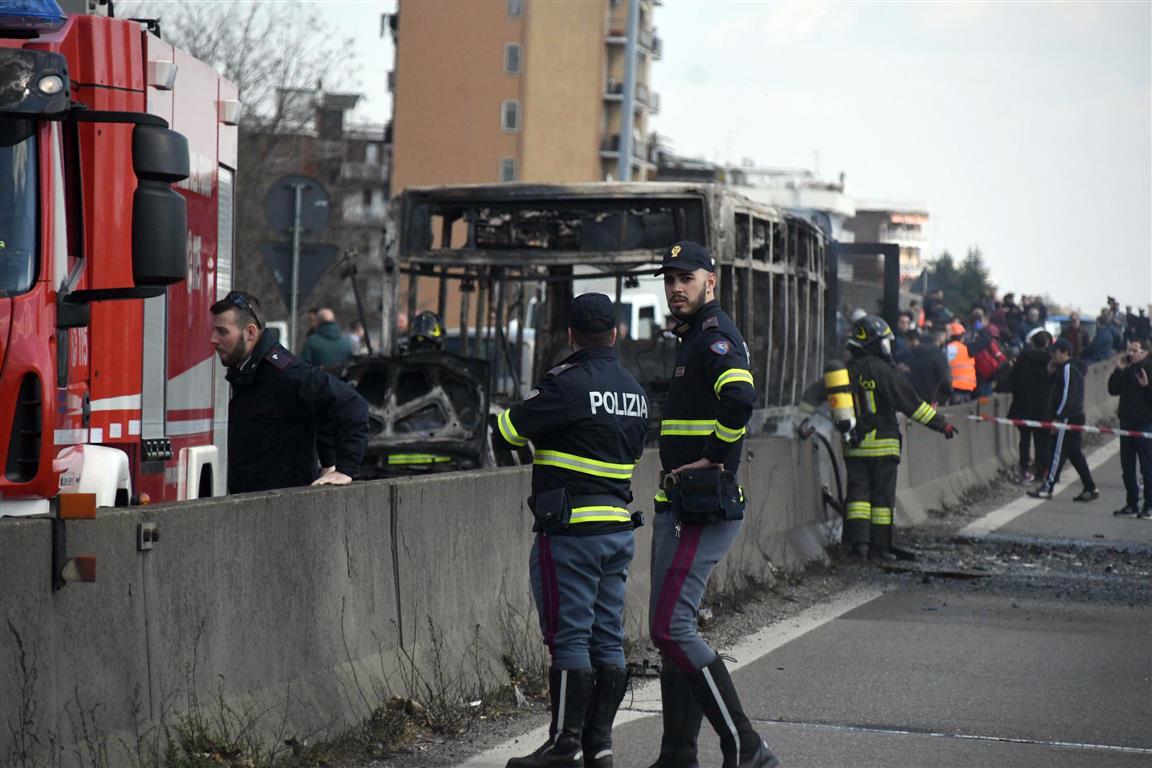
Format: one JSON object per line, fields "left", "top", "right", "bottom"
{"left": 1109, "top": 339, "right": 1152, "bottom": 518}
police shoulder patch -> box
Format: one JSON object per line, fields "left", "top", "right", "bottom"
{"left": 544, "top": 362, "right": 578, "bottom": 379}
{"left": 524, "top": 388, "right": 540, "bottom": 401}
{"left": 709, "top": 340, "right": 731, "bottom": 356}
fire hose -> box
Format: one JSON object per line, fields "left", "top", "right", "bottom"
{"left": 964, "top": 414, "right": 1152, "bottom": 440}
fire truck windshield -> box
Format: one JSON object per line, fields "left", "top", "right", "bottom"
{"left": 0, "top": 120, "right": 37, "bottom": 295}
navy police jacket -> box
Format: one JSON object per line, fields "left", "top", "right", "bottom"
{"left": 226, "top": 330, "right": 370, "bottom": 494}
{"left": 660, "top": 300, "right": 756, "bottom": 472}
{"left": 493, "top": 346, "right": 648, "bottom": 533}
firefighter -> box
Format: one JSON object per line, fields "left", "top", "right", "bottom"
{"left": 647, "top": 241, "right": 777, "bottom": 768}
{"left": 802, "top": 315, "right": 957, "bottom": 560}
{"left": 210, "top": 291, "right": 370, "bottom": 493}
{"left": 491, "top": 293, "right": 648, "bottom": 768}
{"left": 407, "top": 310, "right": 445, "bottom": 352}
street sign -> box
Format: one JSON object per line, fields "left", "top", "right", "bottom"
{"left": 263, "top": 174, "right": 330, "bottom": 236}
{"left": 260, "top": 242, "right": 339, "bottom": 312}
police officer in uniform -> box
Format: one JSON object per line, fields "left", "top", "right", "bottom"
{"left": 647, "top": 241, "right": 777, "bottom": 768}
{"left": 210, "top": 291, "right": 370, "bottom": 493}
{"left": 492, "top": 293, "right": 649, "bottom": 768}
{"left": 801, "top": 315, "right": 957, "bottom": 559}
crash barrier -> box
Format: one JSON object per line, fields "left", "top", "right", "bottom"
{"left": 0, "top": 362, "right": 1116, "bottom": 765}
{"left": 0, "top": 438, "right": 828, "bottom": 766}
{"left": 892, "top": 360, "right": 1117, "bottom": 526}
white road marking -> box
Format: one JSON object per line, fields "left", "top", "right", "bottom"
{"left": 452, "top": 586, "right": 885, "bottom": 768}
{"left": 958, "top": 439, "right": 1121, "bottom": 538}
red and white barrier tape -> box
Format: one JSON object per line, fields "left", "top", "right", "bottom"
{"left": 965, "top": 413, "right": 1152, "bottom": 440}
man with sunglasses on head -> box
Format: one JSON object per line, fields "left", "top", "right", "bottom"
{"left": 210, "top": 291, "right": 370, "bottom": 494}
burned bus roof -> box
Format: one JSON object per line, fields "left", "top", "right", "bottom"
{"left": 399, "top": 181, "right": 786, "bottom": 218}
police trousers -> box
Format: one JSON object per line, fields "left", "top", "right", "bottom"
{"left": 844, "top": 457, "right": 899, "bottom": 548}
{"left": 649, "top": 508, "right": 742, "bottom": 672}
{"left": 530, "top": 529, "right": 635, "bottom": 670}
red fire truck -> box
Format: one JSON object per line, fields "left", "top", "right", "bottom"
{"left": 0, "top": 0, "right": 237, "bottom": 516}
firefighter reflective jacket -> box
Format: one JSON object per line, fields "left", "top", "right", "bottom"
{"left": 659, "top": 300, "right": 756, "bottom": 472}
{"left": 492, "top": 346, "right": 648, "bottom": 531}
{"left": 801, "top": 353, "right": 948, "bottom": 460}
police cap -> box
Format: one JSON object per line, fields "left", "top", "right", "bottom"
{"left": 654, "top": 240, "right": 715, "bottom": 276}
{"left": 570, "top": 293, "right": 616, "bottom": 333}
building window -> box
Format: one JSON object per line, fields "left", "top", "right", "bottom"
{"left": 501, "top": 100, "right": 520, "bottom": 132}
{"left": 500, "top": 158, "right": 517, "bottom": 182}
{"left": 504, "top": 43, "right": 521, "bottom": 74}
{"left": 507, "top": 0, "right": 522, "bottom": 17}
{"left": 363, "top": 188, "right": 374, "bottom": 207}
{"left": 365, "top": 143, "right": 380, "bottom": 165}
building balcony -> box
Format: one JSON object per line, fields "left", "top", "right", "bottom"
{"left": 341, "top": 161, "right": 388, "bottom": 183}
{"left": 603, "top": 81, "right": 660, "bottom": 113}
{"left": 599, "top": 134, "right": 657, "bottom": 167}
{"left": 341, "top": 204, "right": 388, "bottom": 225}
{"left": 605, "top": 28, "right": 663, "bottom": 59}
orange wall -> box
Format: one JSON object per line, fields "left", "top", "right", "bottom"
{"left": 391, "top": 0, "right": 524, "bottom": 193}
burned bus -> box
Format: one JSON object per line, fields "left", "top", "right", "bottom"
{"left": 380, "top": 182, "right": 828, "bottom": 450}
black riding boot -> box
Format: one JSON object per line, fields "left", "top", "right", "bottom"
{"left": 582, "top": 665, "right": 629, "bottom": 767}
{"left": 507, "top": 668, "right": 595, "bottom": 768}
{"left": 688, "top": 656, "right": 779, "bottom": 768}
{"left": 644, "top": 664, "right": 703, "bottom": 768}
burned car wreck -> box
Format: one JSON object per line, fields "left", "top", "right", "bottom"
{"left": 343, "top": 350, "right": 490, "bottom": 479}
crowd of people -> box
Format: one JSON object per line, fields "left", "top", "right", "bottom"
{"left": 842, "top": 289, "right": 1152, "bottom": 516}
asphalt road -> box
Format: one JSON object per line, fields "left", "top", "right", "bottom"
{"left": 461, "top": 443, "right": 1152, "bottom": 768}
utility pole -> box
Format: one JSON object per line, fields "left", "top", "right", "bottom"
{"left": 617, "top": 0, "right": 640, "bottom": 182}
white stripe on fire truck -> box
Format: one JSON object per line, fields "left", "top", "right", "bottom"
{"left": 54, "top": 429, "right": 88, "bottom": 444}
{"left": 167, "top": 418, "right": 213, "bottom": 436}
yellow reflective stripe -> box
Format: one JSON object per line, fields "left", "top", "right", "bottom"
{"left": 570, "top": 505, "right": 632, "bottom": 523}
{"left": 534, "top": 450, "right": 635, "bottom": 479}
{"left": 654, "top": 490, "right": 669, "bottom": 503}
{"left": 660, "top": 419, "right": 716, "bottom": 436}
{"left": 846, "top": 501, "right": 871, "bottom": 521}
{"left": 871, "top": 507, "right": 893, "bottom": 525}
{"left": 844, "top": 446, "right": 902, "bottom": 458}
{"left": 713, "top": 368, "right": 754, "bottom": 396}
{"left": 912, "top": 402, "right": 937, "bottom": 425}
{"left": 498, "top": 410, "right": 529, "bottom": 447}
{"left": 865, "top": 390, "right": 877, "bottom": 413}
{"left": 714, "top": 421, "right": 746, "bottom": 443}
{"left": 387, "top": 453, "right": 451, "bottom": 464}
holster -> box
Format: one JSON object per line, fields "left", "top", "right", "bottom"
{"left": 528, "top": 487, "right": 571, "bottom": 534}
{"left": 663, "top": 468, "right": 745, "bottom": 524}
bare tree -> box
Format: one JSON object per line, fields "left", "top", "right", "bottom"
{"left": 120, "top": 1, "right": 376, "bottom": 339}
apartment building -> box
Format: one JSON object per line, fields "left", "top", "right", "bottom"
{"left": 388, "top": 0, "right": 661, "bottom": 194}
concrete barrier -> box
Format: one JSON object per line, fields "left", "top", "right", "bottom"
{"left": 0, "top": 363, "right": 1116, "bottom": 765}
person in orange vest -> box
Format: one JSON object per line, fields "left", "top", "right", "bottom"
{"left": 946, "top": 321, "right": 977, "bottom": 403}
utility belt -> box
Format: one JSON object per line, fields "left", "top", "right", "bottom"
{"left": 657, "top": 468, "right": 745, "bottom": 524}
{"left": 527, "top": 489, "right": 644, "bottom": 535}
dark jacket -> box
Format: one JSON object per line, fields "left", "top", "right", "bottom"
{"left": 906, "top": 342, "right": 952, "bottom": 405}
{"left": 226, "top": 331, "right": 370, "bottom": 493}
{"left": 1082, "top": 326, "right": 1117, "bottom": 363}
{"left": 1046, "top": 358, "right": 1087, "bottom": 424}
{"left": 1008, "top": 348, "right": 1051, "bottom": 420}
{"left": 492, "top": 346, "right": 648, "bottom": 535}
{"left": 659, "top": 300, "right": 756, "bottom": 472}
{"left": 1061, "top": 325, "right": 1090, "bottom": 357}
{"left": 802, "top": 351, "right": 948, "bottom": 460}
{"left": 1107, "top": 357, "right": 1152, "bottom": 426}
{"left": 301, "top": 321, "right": 356, "bottom": 367}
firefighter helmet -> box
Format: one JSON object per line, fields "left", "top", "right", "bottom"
{"left": 410, "top": 311, "right": 444, "bottom": 350}
{"left": 846, "top": 314, "right": 895, "bottom": 359}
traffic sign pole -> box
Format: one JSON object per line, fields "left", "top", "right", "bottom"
{"left": 289, "top": 183, "right": 304, "bottom": 351}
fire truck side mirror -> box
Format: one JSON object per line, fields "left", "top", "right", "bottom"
{"left": 131, "top": 124, "right": 190, "bottom": 286}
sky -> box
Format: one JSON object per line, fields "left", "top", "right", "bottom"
{"left": 326, "top": 0, "right": 1150, "bottom": 314}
